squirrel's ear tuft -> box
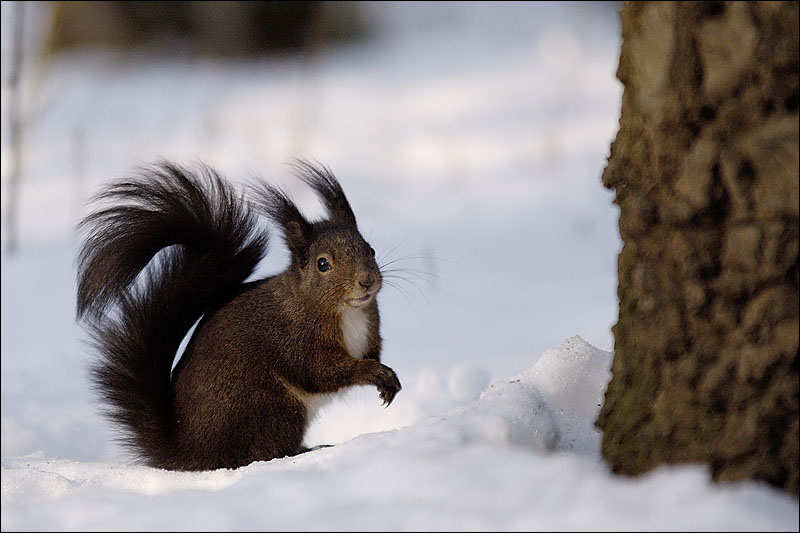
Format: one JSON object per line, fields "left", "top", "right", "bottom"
{"left": 289, "top": 159, "right": 357, "bottom": 227}
{"left": 249, "top": 180, "right": 311, "bottom": 267}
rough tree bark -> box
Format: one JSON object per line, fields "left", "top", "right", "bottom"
{"left": 597, "top": 1, "right": 798, "bottom": 496}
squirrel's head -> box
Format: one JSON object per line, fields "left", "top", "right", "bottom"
{"left": 252, "top": 160, "right": 382, "bottom": 310}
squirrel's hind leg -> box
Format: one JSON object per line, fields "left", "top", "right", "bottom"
{"left": 291, "top": 444, "right": 334, "bottom": 456}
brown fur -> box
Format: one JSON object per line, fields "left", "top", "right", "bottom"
{"left": 77, "top": 160, "right": 400, "bottom": 471}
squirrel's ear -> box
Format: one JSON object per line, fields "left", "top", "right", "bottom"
{"left": 285, "top": 220, "right": 310, "bottom": 268}
{"left": 290, "top": 159, "right": 357, "bottom": 227}
{"left": 248, "top": 179, "right": 311, "bottom": 267}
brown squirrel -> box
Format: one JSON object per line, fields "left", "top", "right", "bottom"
{"left": 76, "top": 160, "right": 401, "bottom": 471}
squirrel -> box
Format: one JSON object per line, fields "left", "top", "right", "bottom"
{"left": 76, "top": 160, "right": 401, "bottom": 471}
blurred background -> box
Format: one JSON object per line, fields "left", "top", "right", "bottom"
{"left": 1, "top": 1, "right": 623, "bottom": 458}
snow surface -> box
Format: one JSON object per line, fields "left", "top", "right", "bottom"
{"left": 2, "top": 2, "right": 798, "bottom": 531}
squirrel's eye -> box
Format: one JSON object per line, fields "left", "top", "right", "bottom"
{"left": 369, "top": 246, "right": 376, "bottom": 257}
{"left": 317, "top": 257, "right": 331, "bottom": 272}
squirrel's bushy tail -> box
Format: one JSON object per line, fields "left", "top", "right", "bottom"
{"left": 76, "top": 161, "right": 268, "bottom": 466}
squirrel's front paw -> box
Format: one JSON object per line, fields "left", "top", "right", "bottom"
{"left": 366, "top": 362, "right": 401, "bottom": 407}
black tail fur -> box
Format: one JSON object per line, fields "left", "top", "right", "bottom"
{"left": 76, "top": 161, "right": 268, "bottom": 466}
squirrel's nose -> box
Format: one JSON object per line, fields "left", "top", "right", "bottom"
{"left": 359, "top": 273, "right": 376, "bottom": 290}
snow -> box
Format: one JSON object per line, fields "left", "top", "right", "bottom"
{"left": 2, "top": 2, "right": 797, "bottom": 531}
{"left": 2, "top": 336, "right": 797, "bottom": 531}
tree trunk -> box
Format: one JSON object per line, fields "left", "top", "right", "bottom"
{"left": 597, "top": 1, "right": 798, "bottom": 496}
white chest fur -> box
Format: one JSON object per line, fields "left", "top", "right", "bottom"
{"left": 282, "top": 307, "right": 373, "bottom": 426}
{"left": 340, "top": 306, "right": 370, "bottom": 359}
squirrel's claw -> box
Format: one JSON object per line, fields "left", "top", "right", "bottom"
{"left": 366, "top": 361, "right": 401, "bottom": 408}
{"left": 380, "top": 392, "right": 392, "bottom": 407}
{"left": 379, "top": 383, "right": 399, "bottom": 407}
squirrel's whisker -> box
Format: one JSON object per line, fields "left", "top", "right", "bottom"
{"left": 376, "top": 232, "right": 415, "bottom": 265}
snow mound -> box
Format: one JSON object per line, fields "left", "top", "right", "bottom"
{"left": 525, "top": 335, "right": 613, "bottom": 455}
{"left": 367, "top": 335, "right": 610, "bottom": 454}
{"left": 401, "top": 370, "right": 558, "bottom": 451}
